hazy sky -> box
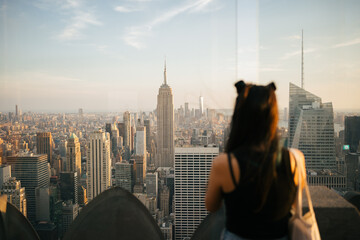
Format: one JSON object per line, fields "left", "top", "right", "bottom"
{"left": 1, "top": 0, "right": 359, "bottom": 112}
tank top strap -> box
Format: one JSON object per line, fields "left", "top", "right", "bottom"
{"left": 227, "top": 153, "right": 238, "bottom": 188}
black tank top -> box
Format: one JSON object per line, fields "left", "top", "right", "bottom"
{"left": 223, "top": 148, "right": 296, "bottom": 239}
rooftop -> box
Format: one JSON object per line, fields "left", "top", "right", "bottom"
{"left": 1, "top": 186, "right": 359, "bottom": 240}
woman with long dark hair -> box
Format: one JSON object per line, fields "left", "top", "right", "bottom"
{"left": 205, "top": 81, "right": 306, "bottom": 239}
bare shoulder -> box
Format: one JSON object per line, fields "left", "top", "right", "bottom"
{"left": 289, "top": 148, "right": 305, "bottom": 169}
{"left": 289, "top": 148, "right": 304, "bottom": 159}
{"left": 288, "top": 148, "right": 306, "bottom": 187}
{"left": 211, "top": 153, "right": 228, "bottom": 170}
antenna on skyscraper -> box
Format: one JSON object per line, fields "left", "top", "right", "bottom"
{"left": 301, "top": 29, "right": 304, "bottom": 89}
{"left": 164, "top": 57, "right": 167, "bottom": 85}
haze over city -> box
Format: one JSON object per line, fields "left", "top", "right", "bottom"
{"left": 1, "top": 0, "right": 360, "bottom": 112}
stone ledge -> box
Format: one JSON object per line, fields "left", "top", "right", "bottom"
{"left": 306, "top": 186, "right": 360, "bottom": 240}
{"left": 192, "top": 186, "right": 360, "bottom": 240}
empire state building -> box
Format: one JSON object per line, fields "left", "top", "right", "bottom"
{"left": 156, "top": 62, "right": 174, "bottom": 167}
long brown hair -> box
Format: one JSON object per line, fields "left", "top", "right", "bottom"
{"left": 225, "top": 80, "right": 279, "bottom": 212}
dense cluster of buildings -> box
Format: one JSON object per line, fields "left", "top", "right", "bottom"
{"left": 0, "top": 71, "right": 359, "bottom": 239}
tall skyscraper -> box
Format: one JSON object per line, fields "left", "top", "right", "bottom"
{"left": 115, "top": 161, "right": 134, "bottom": 192}
{"left": 199, "top": 96, "right": 204, "bottom": 116}
{"left": 59, "top": 140, "right": 67, "bottom": 158}
{"left": 156, "top": 62, "right": 174, "bottom": 168}
{"left": 111, "top": 123, "right": 120, "bottom": 158}
{"left": 60, "top": 172, "right": 78, "bottom": 204}
{"left": 145, "top": 172, "right": 158, "bottom": 198}
{"left": 288, "top": 83, "right": 336, "bottom": 170}
{"left": 118, "top": 122, "right": 125, "bottom": 140}
{"left": 123, "top": 111, "right": 132, "bottom": 152}
{"left": 184, "top": 102, "right": 190, "bottom": 119}
{"left": 37, "top": 132, "right": 53, "bottom": 163}
{"left": 7, "top": 153, "right": 49, "bottom": 224}
{"left": 344, "top": 116, "right": 360, "bottom": 153}
{"left": 1, "top": 177, "right": 27, "bottom": 217}
{"left": 174, "top": 146, "right": 219, "bottom": 240}
{"left": 0, "top": 165, "right": 11, "bottom": 189}
{"left": 86, "top": 130, "right": 111, "bottom": 201}
{"left": 66, "top": 133, "right": 81, "bottom": 177}
{"left": 144, "top": 120, "right": 151, "bottom": 153}
{"left": 134, "top": 155, "right": 146, "bottom": 185}
{"left": 160, "top": 186, "right": 170, "bottom": 217}
{"left": 61, "top": 201, "right": 79, "bottom": 237}
{"left": 35, "top": 187, "right": 50, "bottom": 222}
{"left": 105, "top": 123, "right": 112, "bottom": 139}
{"left": 135, "top": 126, "right": 146, "bottom": 156}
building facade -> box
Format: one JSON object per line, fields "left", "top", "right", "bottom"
{"left": 1, "top": 177, "right": 27, "bottom": 216}
{"left": 288, "top": 83, "right": 336, "bottom": 170}
{"left": 0, "top": 165, "right": 11, "bottom": 188}
{"left": 144, "top": 120, "right": 151, "bottom": 152}
{"left": 146, "top": 172, "right": 158, "bottom": 198}
{"left": 135, "top": 126, "right": 146, "bottom": 156}
{"left": 123, "top": 111, "right": 132, "bottom": 152}
{"left": 344, "top": 116, "right": 360, "bottom": 153}
{"left": 134, "top": 155, "right": 146, "bottom": 185}
{"left": 36, "top": 132, "right": 53, "bottom": 163}
{"left": 66, "top": 133, "right": 81, "bottom": 177}
{"left": 87, "top": 130, "right": 111, "bottom": 201}
{"left": 7, "top": 153, "right": 49, "bottom": 224}
{"left": 115, "top": 161, "right": 134, "bottom": 192}
{"left": 160, "top": 186, "right": 170, "bottom": 217}
{"left": 174, "top": 146, "right": 219, "bottom": 240}
{"left": 61, "top": 201, "right": 79, "bottom": 237}
{"left": 60, "top": 171, "right": 78, "bottom": 204}
{"left": 156, "top": 63, "right": 174, "bottom": 168}
{"left": 307, "top": 170, "right": 346, "bottom": 189}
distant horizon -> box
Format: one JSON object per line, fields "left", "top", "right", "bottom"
{"left": 1, "top": 107, "right": 360, "bottom": 115}
{"left": 1, "top": 1, "right": 360, "bottom": 112}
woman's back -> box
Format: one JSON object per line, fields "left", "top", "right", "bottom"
{"left": 222, "top": 147, "right": 296, "bottom": 239}
{"left": 205, "top": 81, "right": 306, "bottom": 239}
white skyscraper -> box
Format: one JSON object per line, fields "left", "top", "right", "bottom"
{"left": 135, "top": 126, "right": 146, "bottom": 156}
{"left": 199, "top": 96, "right": 204, "bottom": 116}
{"left": 87, "top": 130, "right": 111, "bottom": 201}
{"left": 174, "top": 146, "right": 219, "bottom": 240}
{"left": 289, "top": 83, "right": 336, "bottom": 170}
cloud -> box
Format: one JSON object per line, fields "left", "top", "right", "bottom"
{"left": 122, "top": 0, "right": 216, "bottom": 49}
{"left": 284, "top": 35, "right": 301, "bottom": 40}
{"left": 280, "top": 48, "right": 316, "bottom": 60}
{"left": 63, "top": 0, "right": 81, "bottom": 9}
{"left": 123, "top": 26, "right": 148, "bottom": 49}
{"left": 125, "top": 0, "right": 152, "bottom": 2}
{"left": 190, "top": 0, "right": 215, "bottom": 12}
{"left": 114, "top": 6, "right": 140, "bottom": 13}
{"left": 34, "top": 0, "right": 101, "bottom": 41}
{"left": 58, "top": 11, "right": 102, "bottom": 40}
{"left": 149, "top": 0, "right": 213, "bottom": 27}
{"left": 332, "top": 38, "right": 360, "bottom": 48}
{"left": 34, "top": 0, "right": 82, "bottom": 10}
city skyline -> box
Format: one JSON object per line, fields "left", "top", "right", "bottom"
{"left": 1, "top": 0, "right": 360, "bottom": 112}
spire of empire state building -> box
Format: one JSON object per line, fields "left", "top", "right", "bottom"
{"left": 164, "top": 58, "right": 167, "bottom": 85}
